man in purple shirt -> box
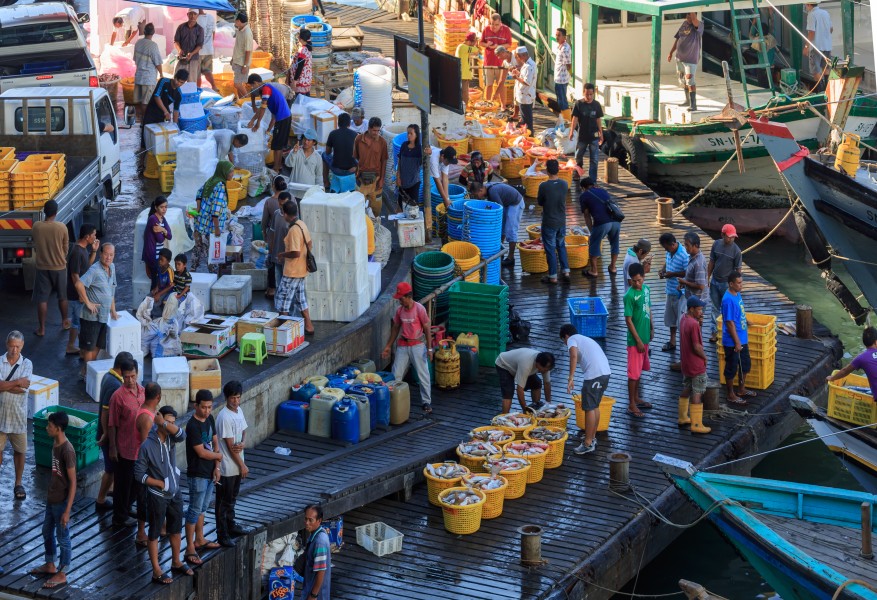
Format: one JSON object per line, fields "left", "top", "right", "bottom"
{"left": 826, "top": 327, "right": 877, "bottom": 399}
{"left": 667, "top": 13, "right": 704, "bottom": 111}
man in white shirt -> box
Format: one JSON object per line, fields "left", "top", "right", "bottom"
{"left": 214, "top": 380, "right": 248, "bottom": 547}
{"left": 429, "top": 146, "right": 457, "bottom": 208}
{"left": 495, "top": 348, "right": 555, "bottom": 413}
{"left": 509, "top": 46, "right": 537, "bottom": 136}
{"left": 0, "top": 331, "right": 32, "bottom": 501}
{"left": 804, "top": 0, "right": 833, "bottom": 79}
{"left": 111, "top": 6, "right": 146, "bottom": 46}
{"left": 561, "top": 324, "right": 610, "bottom": 455}
{"left": 350, "top": 108, "right": 368, "bottom": 134}
{"left": 197, "top": 10, "right": 217, "bottom": 90}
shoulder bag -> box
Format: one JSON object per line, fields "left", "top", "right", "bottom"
{"left": 295, "top": 222, "right": 318, "bottom": 273}
{"left": 585, "top": 188, "right": 625, "bottom": 223}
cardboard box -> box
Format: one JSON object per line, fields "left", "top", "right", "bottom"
{"left": 181, "top": 315, "right": 239, "bottom": 357}
{"left": 188, "top": 358, "right": 222, "bottom": 401}
{"left": 235, "top": 310, "right": 279, "bottom": 339}
{"left": 28, "top": 375, "right": 58, "bottom": 419}
{"left": 264, "top": 316, "right": 305, "bottom": 356}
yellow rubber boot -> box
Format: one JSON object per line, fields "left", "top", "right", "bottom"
{"left": 677, "top": 396, "right": 691, "bottom": 427}
{"left": 690, "top": 404, "right": 712, "bottom": 434}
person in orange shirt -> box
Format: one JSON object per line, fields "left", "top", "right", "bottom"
{"left": 275, "top": 202, "right": 315, "bottom": 335}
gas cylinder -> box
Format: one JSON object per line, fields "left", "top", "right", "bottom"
{"left": 387, "top": 381, "right": 410, "bottom": 425}
{"left": 304, "top": 375, "right": 328, "bottom": 390}
{"left": 434, "top": 339, "right": 461, "bottom": 390}
{"left": 349, "top": 393, "right": 371, "bottom": 441}
{"left": 331, "top": 397, "right": 360, "bottom": 444}
{"left": 455, "top": 332, "right": 480, "bottom": 353}
{"left": 277, "top": 400, "right": 309, "bottom": 432}
{"left": 290, "top": 382, "right": 318, "bottom": 403}
{"left": 457, "top": 344, "right": 479, "bottom": 384}
{"left": 307, "top": 394, "right": 338, "bottom": 438}
{"left": 835, "top": 133, "right": 862, "bottom": 176}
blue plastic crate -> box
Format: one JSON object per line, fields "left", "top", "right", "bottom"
{"left": 568, "top": 297, "right": 608, "bottom": 338}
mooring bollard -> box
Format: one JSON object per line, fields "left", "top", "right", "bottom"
{"left": 518, "top": 524, "right": 544, "bottom": 566}
{"left": 862, "top": 502, "right": 874, "bottom": 559}
{"left": 605, "top": 157, "right": 619, "bottom": 184}
{"left": 609, "top": 452, "right": 632, "bottom": 492}
{"left": 796, "top": 304, "right": 813, "bottom": 339}
{"left": 702, "top": 381, "right": 721, "bottom": 413}
{"left": 656, "top": 197, "right": 674, "bottom": 226}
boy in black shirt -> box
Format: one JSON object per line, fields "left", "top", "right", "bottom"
{"left": 569, "top": 82, "right": 604, "bottom": 183}
{"left": 184, "top": 390, "right": 223, "bottom": 565}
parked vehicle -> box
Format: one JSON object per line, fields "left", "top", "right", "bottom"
{"left": 0, "top": 87, "right": 121, "bottom": 270}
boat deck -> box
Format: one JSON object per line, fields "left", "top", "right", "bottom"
{"left": 758, "top": 513, "right": 877, "bottom": 588}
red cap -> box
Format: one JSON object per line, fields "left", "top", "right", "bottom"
{"left": 465, "top": 32, "right": 477, "bottom": 43}
{"left": 393, "top": 282, "right": 413, "bottom": 299}
{"left": 721, "top": 224, "right": 738, "bottom": 238}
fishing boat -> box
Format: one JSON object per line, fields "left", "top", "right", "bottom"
{"left": 487, "top": 0, "right": 877, "bottom": 192}
{"left": 655, "top": 454, "right": 877, "bottom": 600}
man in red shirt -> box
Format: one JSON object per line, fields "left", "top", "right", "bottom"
{"left": 480, "top": 13, "right": 512, "bottom": 107}
{"left": 382, "top": 282, "right": 434, "bottom": 415}
{"left": 108, "top": 362, "right": 146, "bottom": 527}
{"left": 678, "top": 296, "right": 711, "bottom": 434}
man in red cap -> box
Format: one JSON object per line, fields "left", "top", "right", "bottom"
{"left": 456, "top": 32, "right": 480, "bottom": 108}
{"left": 707, "top": 224, "right": 742, "bottom": 343}
{"left": 382, "top": 282, "right": 434, "bottom": 414}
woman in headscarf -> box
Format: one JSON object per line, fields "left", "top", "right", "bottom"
{"left": 191, "top": 161, "right": 234, "bottom": 273}
{"left": 142, "top": 195, "right": 172, "bottom": 284}
{"left": 459, "top": 150, "right": 493, "bottom": 186}
{"left": 396, "top": 123, "right": 424, "bottom": 211}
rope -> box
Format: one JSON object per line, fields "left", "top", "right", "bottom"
{"left": 609, "top": 484, "right": 738, "bottom": 529}
{"left": 740, "top": 201, "right": 797, "bottom": 255}
{"left": 832, "top": 579, "right": 877, "bottom": 600}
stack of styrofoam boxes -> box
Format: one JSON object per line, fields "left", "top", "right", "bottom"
{"left": 107, "top": 311, "right": 144, "bottom": 374}
{"left": 190, "top": 273, "right": 218, "bottom": 310}
{"left": 85, "top": 356, "right": 144, "bottom": 403}
{"left": 27, "top": 375, "right": 58, "bottom": 418}
{"left": 132, "top": 207, "right": 194, "bottom": 305}
{"left": 301, "top": 189, "right": 370, "bottom": 322}
{"left": 152, "top": 356, "right": 190, "bottom": 416}
{"left": 367, "top": 262, "right": 381, "bottom": 302}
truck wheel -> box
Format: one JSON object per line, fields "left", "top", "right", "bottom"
{"left": 619, "top": 135, "right": 649, "bottom": 184}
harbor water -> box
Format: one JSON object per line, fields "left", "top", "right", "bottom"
{"left": 616, "top": 233, "right": 872, "bottom": 598}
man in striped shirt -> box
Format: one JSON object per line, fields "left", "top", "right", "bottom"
{"left": 301, "top": 505, "right": 331, "bottom": 600}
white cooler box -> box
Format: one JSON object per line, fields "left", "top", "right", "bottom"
{"left": 190, "top": 272, "right": 218, "bottom": 309}
{"left": 107, "top": 311, "right": 141, "bottom": 356}
{"left": 308, "top": 261, "right": 332, "bottom": 293}
{"left": 333, "top": 286, "right": 370, "bottom": 322}
{"left": 86, "top": 359, "right": 116, "bottom": 402}
{"left": 28, "top": 376, "right": 58, "bottom": 419}
{"left": 397, "top": 216, "right": 425, "bottom": 248}
{"left": 306, "top": 291, "right": 333, "bottom": 321}
{"left": 330, "top": 233, "right": 368, "bottom": 264}
{"left": 152, "top": 357, "right": 190, "bottom": 415}
{"left": 211, "top": 275, "right": 252, "bottom": 315}
{"left": 332, "top": 263, "right": 367, "bottom": 293}
{"left": 367, "top": 262, "right": 381, "bottom": 302}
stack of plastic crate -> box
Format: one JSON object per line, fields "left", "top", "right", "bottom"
{"left": 0, "top": 147, "right": 17, "bottom": 210}
{"left": 717, "top": 313, "right": 776, "bottom": 389}
{"left": 434, "top": 11, "right": 470, "bottom": 54}
{"left": 33, "top": 406, "right": 99, "bottom": 469}
{"left": 10, "top": 156, "right": 63, "bottom": 209}
{"left": 448, "top": 281, "right": 509, "bottom": 367}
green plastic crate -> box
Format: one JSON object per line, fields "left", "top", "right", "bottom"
{"left": 34, "top": 435, "right": 100, "bottom": 470}
{"left": 449, "top": 314, "right": 509, "bottom": 332}
{"left": 477, "top": 343, "right": 506, "bottom": 367}
{"left": 448, "top": 282, "right": 509, "bottom": 307}
{"left": 33, "top": 405, "right": 98, "bottom": 446}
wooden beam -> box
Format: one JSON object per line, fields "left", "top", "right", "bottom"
{"left": 789, "top": 5, "right": 803, "bottom": 73}
{"left": 650, "top": 16, "right": 662, "bottom": 121}
{"left": 842, "top": 0, "right": 854, "bottom": 59}
{"left": 586, "top": 3, "right": 599, "bottom": 85}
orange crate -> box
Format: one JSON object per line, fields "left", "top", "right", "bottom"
{"left": 0, "top": 147, "right": 14, "bottom": 161}
{"left": 24, "top": 154, "right": 66, "bottom": 181}
{"left": 0, "top": 158, "right": 18, "bottom": 180}
{"left": 11, "top": 160, "right": 57, "bottom": 182}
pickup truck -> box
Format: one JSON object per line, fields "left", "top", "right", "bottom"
{"left": 0, "top": 87, "right": 121, "bottom": 270}
{"left": 0, "top": 1, "right": 97, "bottom": 92}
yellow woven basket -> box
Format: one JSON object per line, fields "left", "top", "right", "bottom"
{"left": 558, "top": 167, "right": 574, "bottom": 186}
{"left": 143, "top": 152, "right": 159, "bottom": 179}
{"left": 439, "top": 487, "right": 486, "bottom": 535}
{"left": 120, "top": 77, "right": 135, "bottom": 105}
{"left": 491, "top": 413, "right": 536, "bottom": 440}
{"left": 251, "top": 51, "right": 273, "bottom": 69}
{"left": 525, "top": 426, "right": 569, "bottom": 469}
{"left": 485, "top": 457, "right": 531, "bottom": 499}
{"left": 433, "top": 130, "right": 470, "bottom": 155}
{"left": 442, "top": 241, "right": 481, "bottom": 283}
{"left": 469, "top": 425, "right": 516, "bottom": 448}
{"left": 566, "top": 235, "right": 590, "bottom": 269}
{"left": 500, "top": 154, "right": 531, "bottom": 178}
{"left": 423, "top": 463, "right": 471, "bottom": 506}
{"left": 530, "top": 407, "right": 571, "bottom": 430}
{"left": 526, "top": 224, "right": 542, "bottom": 240}
{"left": 518, "top": 245, "right": 548, "bottom": 274}
{"left": 226, "top": 180, "right": 244, "bottom": 212}
{"left": 504, "top": 447, "right": 548, "bottom": 483}
{"left": 469, "top": 136, "right": 503, "bottom": 159}
{"left": 519, "top": 168, "right": 548, "bottom": 197}
{"left": 456, "top": 447, "right": 490, "bottom": 473}
{"left": 462, "top": 476, "right": 508, "bottom": 519}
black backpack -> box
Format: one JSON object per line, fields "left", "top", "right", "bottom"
{"left": 508, "top": 304, "right": 531, "bottom": 342}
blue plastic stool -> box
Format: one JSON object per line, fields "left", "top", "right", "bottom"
{"left": 239, "top": 333, "right": 267, "bottom": 366}
{"left": 330, "top": 172, "right": 357, "bottom": 193}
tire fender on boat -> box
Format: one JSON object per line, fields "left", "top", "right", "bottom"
{"left": 620, "top": 134, "right": 648, "bottom": 184}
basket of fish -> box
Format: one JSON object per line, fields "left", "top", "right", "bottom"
{"left": 524, "top": 426, "right": 569, "bottom": 469}
{"left": 423, "top": 462, "right": 471, "bottom": 507}
{"left": 528, "top": 403, "right": 571, "bottom": 430}
{"left": 456, "top": 441, "right": 503, "bottom": 473}
{"left": 462, "top": 474, "right": 508, "bottom": 519}
{"left": 438, "top": 487, "right": 487, "bottom": 535}
{"left": 468, "top": 426, "right": 515, "bottom": 447}
{"left": 484, "top": 456, "right": 531, "bottom": 499}
{"left": 491, "top": 413, "right": 536, "bottom": 440}
{"left": 502, "top": 441, "right": 550, "bottom": 483}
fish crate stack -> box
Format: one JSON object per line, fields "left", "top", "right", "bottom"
{"left": 716, "top": 313, "right": 776, "bottom": 390}
{"left": 301, "top": 189, "right": 370, "bottom": 322}
{"left": 177, "top": 83, "right": 208, "bottom": 133}
{"left": 448, "top": 281, "right": 509, "bottom": 366}
{"left": 9, "top": 153, "right": 68, "bottom": 209}
{"left": 434, "top": 11, "right": 470, "bottom": 54}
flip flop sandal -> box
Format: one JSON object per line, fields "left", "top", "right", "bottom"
{"left": 184, "top": 554, "right": 203, "bottom": 566}
{"left": 726, "top": 397, "right": 749, "bottom": 406}
{"left": 661, "top": 342, "right": 676, "bottom": 352}
{"left": 421, "top": 403, "right": 433, "bottom": 415}
{"left": 134, "top": 538, "right": 149, "bottom": 548}
{"left": 636, "top": 401, "right": 653, "bottom": 410}
{"left": 739, "top": 390, "right": 757, "bottom": 398}
{"left": 152, "top": 572, "right": 173, "bottom": 585}
{"left": 607, "top": 268, "right": 617, "bottom": 275}
{"left": 171, "top": 564, "right": 194, "bottom": 577}
{"left": 29, "top": 567, "right": 55, "bottom": 576}
{"left": 582, "top": 271, "right": 598, "bottom": 278}
{"left": 14, "top": 485, "right": 25, "bottom": 500}
{"left": 42, "top": 577, "right": 67, "bottom": 589}
{"left": 196, "top": 542, "right": 221, "bottom": 551}
{"left": 626, "top": 409, "right": 646, "bottom": 418}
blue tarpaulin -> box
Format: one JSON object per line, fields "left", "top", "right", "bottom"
{"left": 129, "top": 0, "right": 238, "bottom": 11}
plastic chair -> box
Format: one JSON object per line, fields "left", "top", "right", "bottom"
{"left": 239, "top": 332, "right": 267, "bottom": 366}
{"left": 330, "top": 172, "right": 357, "bottom": 193}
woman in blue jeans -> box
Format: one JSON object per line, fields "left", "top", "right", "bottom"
{"left": 537, "top": 159, "right": 570, "bottom": 284}
{"left": 578, "top": 177, "right": 620, "bottom": 277}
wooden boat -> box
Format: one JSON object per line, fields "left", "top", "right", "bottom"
{"left": 656, "top": 455, "right": 877, "bottom": 600}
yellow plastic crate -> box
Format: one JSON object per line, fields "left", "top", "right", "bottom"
{"left": 717, "top": 338, "right": 776, "bottom": 360}
{"left": 156, "top": 152, "right": 176, "bottom": 193}
{"left": 717, "top": 313, "right": 777, "bottom": 339}
{"left": 11, "top": 160, "right": 58, "bottom": 183}
{"left": 0, "top": 158, "right": 18, "bottom": 180}
{"left": 827, "top": 371, "right": 876, "bottom": 428}
{"left": 717, "top": 351, "right": 775, "bottom": 390}
{"left": 0, "top": 147, "right": 14, "bottom": 161}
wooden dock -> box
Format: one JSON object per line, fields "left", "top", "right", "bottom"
{"left": 0, "top": 5, "right": 844, "bottom": 600}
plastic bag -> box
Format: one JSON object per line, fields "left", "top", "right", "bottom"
{"left": 99, "top": 45, "right": 136, "bottom": 78}
{"left": 158, "top": 324, "right": 182, "bottom": 357}
{"left": 334, "top": 87, "right": 355, "bottom": 110}
{"left": 208, "top": 233, "right": 226, "bottom": 265}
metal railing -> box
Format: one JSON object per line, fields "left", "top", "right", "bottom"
{"left": 418, "top": 247, "right": 507, "bottom": 323}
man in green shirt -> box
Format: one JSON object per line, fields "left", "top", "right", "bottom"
{"left": 623, "top": 263, "right": 653, "bottom": 418}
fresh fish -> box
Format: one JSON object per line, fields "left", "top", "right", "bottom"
{"left": 463, "top": 475, "right": 506, "bottom": 491}
{"left": 531, "top": 404, "right": 571, "bottom": 419}
{"left": 527, "top": 426, "right": 565, "bottom": 442}
{"left": 492, "top": 413, "right": 534, "bottom": 428}
{"left": 458, "top": 441, "right": 500, "bottom": 457}
{"left": 426, "top": 461, "right": 468, "bottom": 479}
{"left": 441, "top": 489, "right": 483, "bottom": 506}
{"left": 486, "top": 457, "right": 530, "bottom": 472}
{"left": 469, "top": 428, "right": 513, "bottom": 443}
{"left": 505, "top": 441, "right": 549, "bottom": 456}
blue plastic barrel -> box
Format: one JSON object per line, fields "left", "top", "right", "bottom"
{"left": 375, "top": 370, "right": 395, "bottom": 383}
{"left": 348, "top": 393, "right": 370, "bottom": 441}
{"left": 326, "top": 375, "right": 353, "bottom": 392}
{"left": 331, "top": 397, "right": 360, "bottom": 444}
{"left": 277, "top": 400, "right": 309, "bottom": 433}
{"left": 372, "top": 385, "right": 391, "bottom": 428}
{"left": 290, "top": 382, "right": 318, "bottom": 403}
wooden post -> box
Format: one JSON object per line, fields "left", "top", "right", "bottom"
{"left": 656, "top": 197, "right": 674, "bottom": 226}
{"left": 605, "top": 157, "right": 619, "bottom": 183}
{"left": 790, "top": 5, "right": 804, "bottom": 73}
{"left": 842, "top": 0, "right": 855, "bottom": 60}
{"left": 796, "top": 304, "right": 813, "bottom": 339}
{"left": 649, "top": 17, "right": 662, "bottom": 122}
{"left": 862, "top": 502, "right": 874, "bottom": 559}
{"left": 585, "top": 4, "right": 598, "bottom": 86}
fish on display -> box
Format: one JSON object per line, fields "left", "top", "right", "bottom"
{"left": 468, "top": 428, "right": 513, "bottom": 443}
{"left": 440, "top": 490, "right": 483, "bottom": 506}
{"left": 492, "top": 413, "right": 534, "bottom": 428}
{"left": 463, "top": 475, "right": 506, "bottom": 490}
{"left": 505, "top": 441, "right": 549, "bottom": 456}
{"left": 458, "top": 441, "right": 501, "bottom": 457}
{"left": 526, "top": 426, "right": 565, "bottom": 442}
{"left": 425, "top": 461, "right": 469, "bottom": 479}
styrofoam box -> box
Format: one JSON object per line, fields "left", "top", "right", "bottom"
{"left": 310, "top": 232, "right": 331, "bottom": 261}
{"left": 300, "top": 190, "right": 328, "bottom": 234}
{"left": 309, "top": 260, "right": 332, "bottom": 292}
{"left": 397, "top": 216, "right": 425, "bottom": 248}
{"left": 144, "top": 122, "right": 179, "bottom": 154}
{"left": 28, "top": 375, "right": 58, "bottom": 419}
{"left": 237, "top": 119, "right": 268, "bottom": 152}
{"left": 107, "top": 311, "right": 141, "bottom": 356}
{"left": 306, "top": 290, "right": 334, "bottom": 321}
{"left": 211, "top": 275, "right": 252, "bottom": 315}
{"left": 96, "top": 349, "right": 145, "bottom": 382}
{"left": 152, "top": 356, "right": 190, "bottom": 389}
{"left": 86, "top": 359, "right": 116, "bottom": 402}
{"left": 367, "top": 262, "right": 381, "bottom": 302}
{"left": 327, "top": 192, "right": 367, "bottom": 235}
{"left": 190, "top": 272, "right": 218, "bottom": 309}
{"left": 330, "top": 233, "right": 368, "bottom": 264}
{"left": 332, "top": 263, "right": 367, "bottom": 293}
{"left": 161, "top": 388, "right": 190, "bottom": 418}
{"left": 333, "top": 286, "right": 371, "bottom": 322}
{"left": 133, "top": 276, "right": 152, "bottom": 306}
